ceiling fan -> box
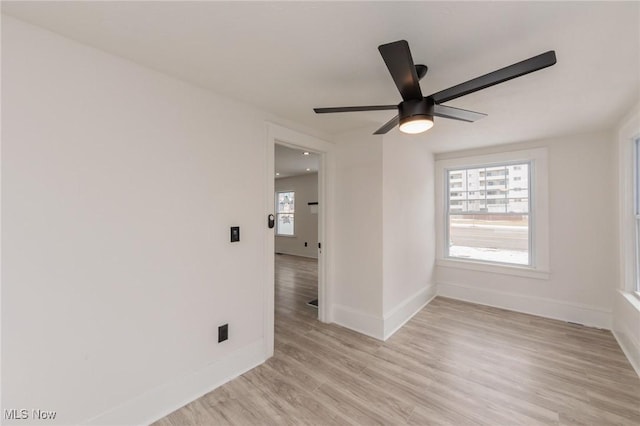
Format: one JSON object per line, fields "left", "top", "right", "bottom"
{"left": 314, "top": 40, "right": 556, "bottom": 135}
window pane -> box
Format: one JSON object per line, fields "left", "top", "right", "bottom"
{"left": 447, "top": 162, "right": 530, "bottom": 265}
{"left": 276, "top": 191, "right": 295, "bottom": 236}
{"left": 467, "top": 199, "right": 486, "bottom": 212}
{"left": 277, "top": 192, "right": 295, "bottom": 213}
{"left": 277, "top": 214, "right": 294, "bottom": 235}
{"left": 507, "top": 198, "right": 529, "bottom": 213}
{"left": 486, "top": 198, "right": 507, "bottom": 213}
{"left": 449, "top": 200, "right": 467, "bottom": 212}
{"left": 448, "top": 214, "right": 529, "bottom": 265}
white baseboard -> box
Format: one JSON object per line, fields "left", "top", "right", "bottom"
{"left": 612, "top": 291, "right": 640, "bottom": 378}
{"left": 612, "top": 329, "right": 640, "bottom": 378}
{"left": 332, "top": 304, "right": 384, "bottom": 340}
{"left": 84, "top": 340, "right": 266, "bottom": 426}
{"left": 275, "top": 251, "right": 318, "bottom": 259}
{"left": 437, "top": 281, "right": 612, "bottom": 329}
{"left": 383, "top": 285, "right": 437, "bottom": 340}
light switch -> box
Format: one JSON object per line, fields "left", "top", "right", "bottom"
{"left": 230, "top": 226, "right": 240, "bottom": 242}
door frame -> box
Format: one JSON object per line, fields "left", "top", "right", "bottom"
{"left": 264, "top": 123, "right": 334, "bottom": 358}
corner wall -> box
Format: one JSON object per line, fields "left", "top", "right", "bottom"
{"left": 332, "top": 131, "right": 384, "bottom": 338}
{"left": 382, "top": 133, "right": 437, "bottom": 339}
{"left": 435, "top": 131, "right": 617, "bottom": 329}
{"left": 331, "top": 129, "right": 437, "bottom": 340}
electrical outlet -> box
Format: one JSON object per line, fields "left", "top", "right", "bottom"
{"left": 218, "top": 324, "right": 228, "bottom": 342}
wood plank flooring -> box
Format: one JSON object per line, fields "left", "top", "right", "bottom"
{"left": 155, "top": 254, "right": 640, "bottom": 425}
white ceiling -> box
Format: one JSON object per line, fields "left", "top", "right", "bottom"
{"left": 3, "top": 1, "right": 639, "bottom": 152}
{"left": 275, "top": 144, "right": 319, "bottom": 179}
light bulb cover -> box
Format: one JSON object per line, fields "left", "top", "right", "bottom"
{"left": 399, "top": 117, "right": 434, "bottom": 134}
{"left": 398, "top": 98, "right": 435, "bottom": 134}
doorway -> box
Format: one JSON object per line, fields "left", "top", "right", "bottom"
{"left": 264, "top": 123, "right": 333, "bottom": 358}
{"left": 274, "top": 144, "right": 320, "bottom": 323}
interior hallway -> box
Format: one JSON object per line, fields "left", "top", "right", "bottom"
{"left": 155, "top": 255, "right": 640, "bottom": 425}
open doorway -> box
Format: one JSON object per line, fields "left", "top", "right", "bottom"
{"left": 264, "top": 123, "right": 333, "bottom": 358}
{"left": 273, "top": 144, "right": 320, "bottom": 328}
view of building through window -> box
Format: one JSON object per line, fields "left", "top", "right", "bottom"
{"left": 447, "top": 163, "right": 530, "bottom": 265}
{"left": 276, "top": 191, "right": 295, "bottom": 236}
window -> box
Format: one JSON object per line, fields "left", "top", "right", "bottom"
{"left": 445, "top": 162, "right": 530, "bottom": 266}
{"left": 635, "top": 138, "right": 640, "bottom": 292}
{"left": 436, "top": 148, "right": 549, "bottom": 278}
{"left": 276, "top": 191, "right": 295, "bottom": 236}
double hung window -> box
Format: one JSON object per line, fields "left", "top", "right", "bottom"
{"left": 276, "top": 191, "right": 295, "bottom": 236}
{"left": 446, "top": 162, "right": 531, "bottom": 266}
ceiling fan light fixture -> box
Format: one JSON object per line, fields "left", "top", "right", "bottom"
{"left": 399, "top": 116, "right": 434, "bottom": 134}
{"left": 313, "top": 40, "right": 556, "bottom": 136}
{"left": 398, "top": 98, "right": 435, "bottom": 134}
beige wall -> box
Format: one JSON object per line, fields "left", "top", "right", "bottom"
{"left": 275, "top": 173, "right": 318, "bottom": 258}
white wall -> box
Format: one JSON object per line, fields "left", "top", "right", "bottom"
{"left": 331, "top": 130, "right": 384, "bottom": 337}
{"left": 435, "top": 131, "right": 617, "bottom": 329}
{"left": 612, "top": 103, "right": 640, "bottom": 376}
{"left": 382, "top": 133, "right": 437, "bottom": 339}
{"left": 275, "top": 173, "right": 318, "bottom": 258}
{"left": 331, "top": 129, "right": 437, "bottom": 340}
{"left": 1, "top": 16, "right": 324, "bottom": 425}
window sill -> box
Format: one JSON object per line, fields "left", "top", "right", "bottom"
{"left": 276, "top": 234, "right": 296, "bottom": 238}
{"left": 436, "top": 258, "right": 550, "bottom": 280}
{"left": 620, "top": 290, "right": 640, "bottom": 312}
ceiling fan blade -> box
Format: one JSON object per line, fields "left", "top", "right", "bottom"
{"left": 378, "top": 40, "right": 423, "bottom": 101}
{"left": 314, "top": 105, "right": 397, "bottom": 114}
{"left": 433, "top": 104, "right": 487, "bottom": 122}
{"left": 373, "top": 115, "right": 399, "bottom": 135}
{"left": 430, "top": 51, "right": 557, "bottom": 104}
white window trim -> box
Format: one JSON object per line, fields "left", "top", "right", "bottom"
{"left": 275, "top": 190, "right": 296, "bottom": 237}
{"left": 617, "top": 107, "right": 640, "bottom": 299}
{"left": 435, "top": 147, "right": 550, "bottom": 280}
{"left": 635, "top": 137, "right": 640, "bottom": 296}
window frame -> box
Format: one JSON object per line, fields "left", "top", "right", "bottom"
{"left": 435, "top": 147, "right": 549, "bottom": 280}
{"left": 275, "top": 190, "right": 296, "bottom": 237}
{"left": 635, "top": 137, "right": 640, "bottom": 294}
{"left": 444, "top": 160, "right": 533, "bottom": 268}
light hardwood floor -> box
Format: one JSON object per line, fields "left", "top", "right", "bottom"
{"left": 155, "top": 254, "right": 640, "bottom": 425}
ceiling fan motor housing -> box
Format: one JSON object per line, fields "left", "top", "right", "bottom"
{"left": 399, "top": 98, "right": 434, "bottom": 126}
